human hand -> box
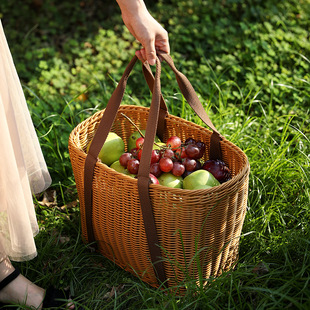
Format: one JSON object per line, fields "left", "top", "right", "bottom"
{"left": 117, "top": 0, "right": 170, "bottom": 65}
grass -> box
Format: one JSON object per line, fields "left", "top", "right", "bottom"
{"left": 17, "top": 78, "right": 309, "bottom": 309}
{"left": 1, "top": 0, "right": 310, "bottom": 309}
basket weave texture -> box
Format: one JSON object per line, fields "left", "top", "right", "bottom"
{"left": 69, "top": 104, "right": 250, "bottom": 288}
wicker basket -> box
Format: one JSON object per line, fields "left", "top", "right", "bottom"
{"left": 68, "top": 54, "right": 250, "bottom": 290}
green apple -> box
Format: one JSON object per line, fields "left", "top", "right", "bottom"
{"left": 123, "top": 170, "right": 136, "bottom": 178}
{"left": 110, "top": 160, "right": 127, "bottom": 174}
{"left": 183, "top": 170, "right": 220, "bottom": 190}
{"left": 110, "top": 160, "right": 135, "bottom": 177}
{"left": 127, "top": 130, "right": 161, "bottom": 151}
{"left": 191, "top": 184, "right": 213, "bottom": 190}
{"left": 87, "top": 132, "right": 125, "bottom": 166}
{"left": 158, "top": 173, "right": 183, "bottom": 188}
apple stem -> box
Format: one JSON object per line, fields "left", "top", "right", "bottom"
{"left": 121, "top": 113, "right": 145, "bottom": 137}
{"left": 121, "top": 113, "right": 162, "bottom": 148}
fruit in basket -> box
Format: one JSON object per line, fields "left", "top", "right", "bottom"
{"left": 127, "top": 131, "right": 144, "bottom": 152}
{"left": 185, "top": 144, "right": 201, "bottom": 159}
{"left": 137, "top": 149, "right": 161, "bottom": 163}
{"left": 166, "top": 136, "right": 182, "bottom": 150}
{"left": 183, "top": 170, "right": 220, "bottom": 190}
{"left": 127, "top": 130, "right": 161, "bottom": 152}
{"left": 182, "top": 157, "right": 198, "bottom": 172}
{"left": 196, "top": 141, "right": 206, "bottom": 158}
{"left": 158, "top": 173, "right": 183, "bottom": 188}
{"left": 87, "top": 132, "right": 125, "bottom": 166}
{"left": 159, "top": 157, "right": 174, "bottom": 173}
{"left": 119, "top": 131, "right": 233, "bottom": 188}
{"left": 119, "top": 152, "right": 133, "bottom": 167}
{"left": 136, "top": 137, "right": 145, "bottom": 149}
{"left": 149, "top": 173, "right": 159, "bottom": 184}
{"left": 153, "top": 142, "right": 166, "bottom": 150}
{"left": 110, "top": 160, "right": 127, "bottom": 174}
{"left": 150, "top": 163, "right": 162, "bottom": 178}
{"left": 172, "top": 161, "right": 185, "bottom": 177}
{"left": 202, "top": 159, "right": 232, "bottom": 183}
{"left": 127, "top": 158, "right": 140, "bottom": 174}
{"left": 110, "top": 160, "right": 135, "bottom": 177}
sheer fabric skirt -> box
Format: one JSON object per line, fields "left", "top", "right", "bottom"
{"left": 0, "top": 21, "right": 51, "bottom": 262}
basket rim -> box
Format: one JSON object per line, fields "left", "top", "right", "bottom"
{"left": 69, "top": 104, "right": 250, "bottom": 191}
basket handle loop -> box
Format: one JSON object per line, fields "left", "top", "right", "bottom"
{"left": 84, "top": 55, "right": 138, "bottom": 244}
{"left": 144, "top": 53, "right": 223, "bottom": 160}
{"left": 84, "top": 54, "right": 167, "bottom": 286}
{"left": 141, "top": 62, "right": 168, "bottom": 141}
{"left": 137, "top": 57, "right": 167, "bottom": 286}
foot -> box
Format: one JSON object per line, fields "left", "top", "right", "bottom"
{"left": 0, "top": 258, "right": 74, "bottom": 309}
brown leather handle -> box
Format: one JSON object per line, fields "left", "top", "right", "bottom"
{"left": 145, "top": 53, "right": 222, "bottom": 160}
{"left": 137, "top": 57, "right": 167, "bottom": 284}
{"left": 84, "top": 55, "right": 167, "bottom": 285}
{"left": 84, "top": 55, "right": 138, "bottom": 244}
{"left": 142, "top": 62, "right": 168, "bottom": 141}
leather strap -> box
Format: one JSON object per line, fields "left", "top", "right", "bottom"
{"left": 0, "top": 268, "right": 20, "bottom": 291}
{"left": 142, "top": 62, "right": 168, "bottom": 141}
{"left": 137, "top": 58, "right": 167, "bottom": 284}
{"left": 154, "top": 53, "right": 222, "bottom": 160}
{"left": 84, "top": 55, "right": 167, "bottom": 285}
{"left": 84, "top": 56, "right": 138, "bottom": 244}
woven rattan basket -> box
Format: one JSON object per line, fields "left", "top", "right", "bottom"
{"left": 68, "top": 54, "right": 250, "bottom": 290}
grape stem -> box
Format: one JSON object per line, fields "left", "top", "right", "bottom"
{"left": 121, "top": 113, "right": 162, "bottom": 148}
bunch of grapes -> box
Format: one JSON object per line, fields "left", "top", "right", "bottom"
{"left": 118, "top": 135, "right": 207, "bottom": 181}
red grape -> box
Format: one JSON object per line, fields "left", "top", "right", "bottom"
{"left": 183, "top": 157, "right": 197, "bottom": 171}
{"left": 166, "top": 136, "right": 182, "bottom": 150}
{"left": 163, "top": 148, "right": 175, "bottom": 159}
{"left": 151, "top": 149, "right": 161, "bottom": 164}
{"left": 172, "top": 162, "right": 185, "bottom": 176}
{"left": 185, "top": 138, "right": 196, "bottom": 145}
{"left": 202, "top": 159, "right": 232, "bottom": 183}
{"left": 136, "top": 137, "right": 144, "bottom": 149}
{"left": 119, "top": 152, "right": 132, "bottom": 167}
{"left": 130, "top": 147, "right": 139, "bottom": 158}
{"left": 195, "top": 160, "right": 202, "bottom": 170}
{"left": 150, "top": 163, "right": 162, "bottom": 178}
{"left": 175, "top": 146, "right": 187, "bottom": 160}
{"left": 137, "top": 148, "right": 143, "bottom": 161}
{"left": 137, "top": 149, "right": 161, "bottom": 163}
{"left": 149, "top": 173, "right": 159, "bottom": 184}
{"left": 159, "top": 157, "right": 173, "bottom": 172}
{"left": 127, "top": 158, "right": 140, "bottom": 174}
{"left": 196, "top": 141, "right": 206, "bottom": 158}
{"left": 185, "top": 144, "right": 201, "bottom": 159}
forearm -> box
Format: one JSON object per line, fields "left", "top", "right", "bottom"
{"left": 116, "top": 0, "right": 147, "bottom": 15}
{"left": 116, "top": 0, "right": 150, "bottom": 24}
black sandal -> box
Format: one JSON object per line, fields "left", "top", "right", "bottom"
{"left": 0, "top": 268, "right": 81, "bottom": 309}
{"left": 42, "top": 286, "right": 74, "bottom": 309}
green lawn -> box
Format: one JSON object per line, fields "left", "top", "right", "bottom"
{"left": 1, "top": 0, "right": 309, "bottom": 308}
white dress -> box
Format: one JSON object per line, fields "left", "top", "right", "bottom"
{"left": 0, "top": 20, "right": 51, "bottom": 262}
